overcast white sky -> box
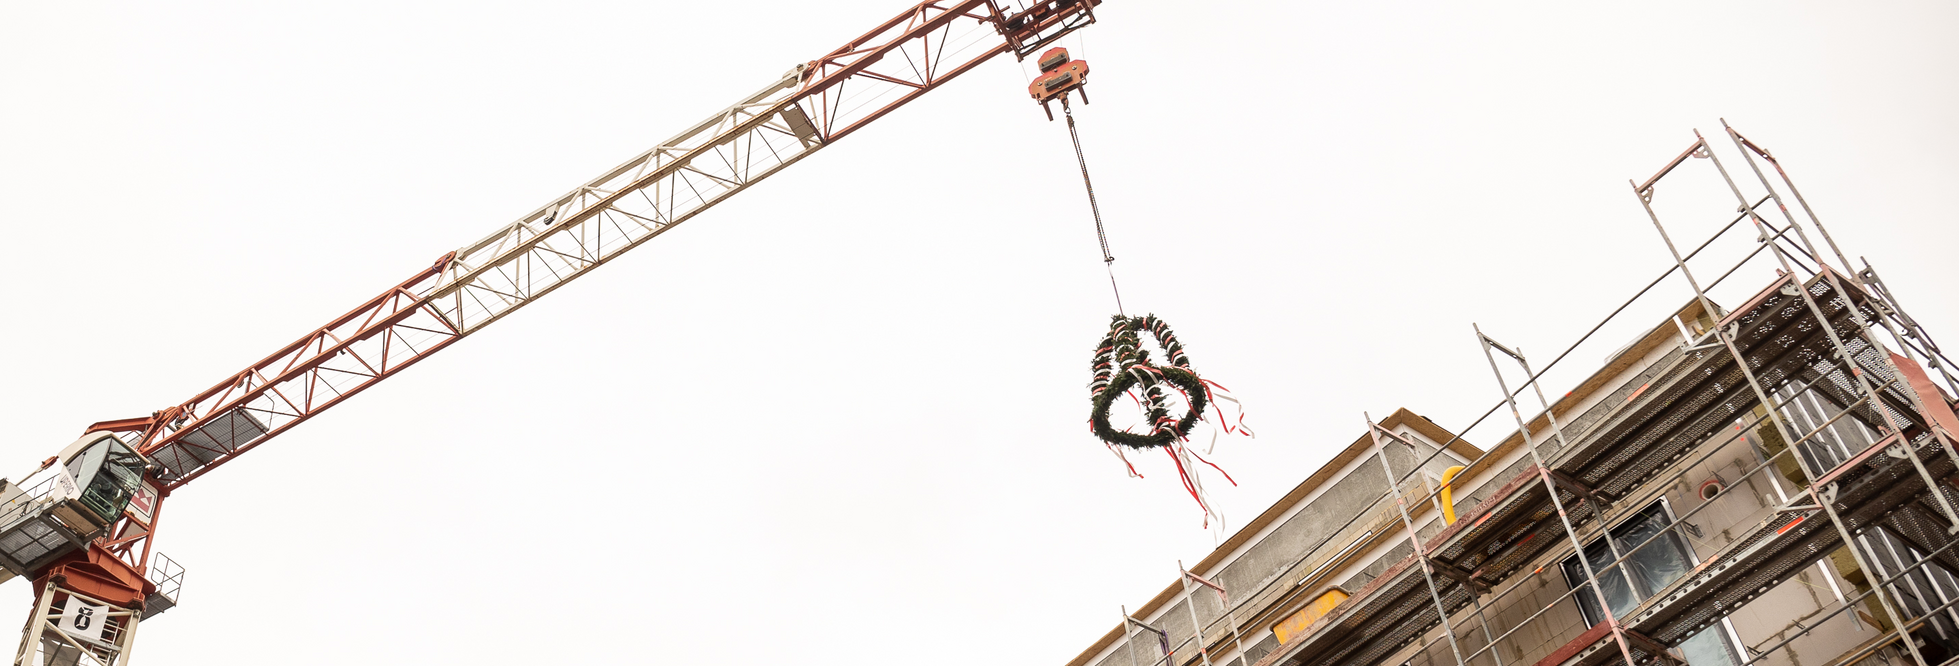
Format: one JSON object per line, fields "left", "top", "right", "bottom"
{"left": 1, "top": 1, "right": 1955, "bottom": 664}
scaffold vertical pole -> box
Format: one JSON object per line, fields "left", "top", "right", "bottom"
{"left": 1173, "top": 567, "right": 1216, "bottom": 666}
{"left": 1121, "top": 605, "right": 1142, "bottom": 666}
{"left": 1364, "top": 413, "right": 1470, "bottom": 666}
{"left": 1474, "top": 327, "right": 1654, "bottom": 666}
{"left": 1372, "top": 428, "right": 1509, "bottom": 666}
{"left": 1629, "top": 138, "right": 1935, "bottom": 666}
{"left": 1856, "top": 260, "right": 1959, "bottom": 392}
{"left": 1500, "top": 340, "right": 1649, "bottom": 600}
{"left": 1718, "top": 120, "right": 1862, "bottom": 286}
{"left": 1180, "top": 561, "right": 1247, "bottom": 666}
{"left": 1716, "top": 124, "right": 1959, "bottom": 501}
{"left": 1123, "top": 608, "right": 1172, "bottom": 666}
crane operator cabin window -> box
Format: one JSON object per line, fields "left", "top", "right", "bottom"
{"left": 64, "top": 437, "right": 146, "bottom": 525}
{"left": 1560, "top": 501, "right": 1741, "bottom": 666}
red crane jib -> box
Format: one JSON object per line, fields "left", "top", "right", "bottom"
{"left": 8, "top": 1, "right": 1108, "bottom": 662}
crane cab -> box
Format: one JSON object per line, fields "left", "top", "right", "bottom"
{"left": 0, "top": 433, "right": 149, "bottom": 580}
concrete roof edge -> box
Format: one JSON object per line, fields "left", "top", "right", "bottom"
{"left": 1061, "top": 408, "right": 1470, "bottom": 666}
{"left": 1468, "top": 297, "right": 1710, "bottom": 478}
{"left": 1063, "top": 294, "right": 1717, "bottom": 666}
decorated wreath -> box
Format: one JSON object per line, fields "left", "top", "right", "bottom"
{"left": 1087, "top": 314, "right": 1250, "bottom": 527}
{"left": 1088, "top": 314, "right": 1210, "bottom": 449}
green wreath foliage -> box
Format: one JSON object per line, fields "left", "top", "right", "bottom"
{"left": 1089, "top": 314, "right": 1210, "bottom": 449}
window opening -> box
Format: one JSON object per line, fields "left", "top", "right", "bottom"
{"left": 1860, "top": 529, "right": 1959, "bottom": 664}
{"left": 66, "top": 437, "right": 146, "bottom": 524}
{"left": 1560, "top": 501, "right": 1740, "bottom": 666}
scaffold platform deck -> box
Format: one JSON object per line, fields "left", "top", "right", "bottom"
{"left": 1261, "top": 270, "right": 1959, "bottom": 666}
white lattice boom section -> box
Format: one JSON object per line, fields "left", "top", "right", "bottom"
{"left": 428, "top": 70, "right": 822, "bottom": 334}
{"left": 134, "top": 0, "right": 1100, "bottom": 491}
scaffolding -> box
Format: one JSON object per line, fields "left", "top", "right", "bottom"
{"left": 1071, "top": 122, "right": 1959, "bottom": 666}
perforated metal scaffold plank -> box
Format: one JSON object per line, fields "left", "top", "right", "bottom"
{"left": 1544, "top": 431, "right": 1953, "bottom": 666}
{"left": 1256, "top": 271, "right": 1951, "bottom": 666}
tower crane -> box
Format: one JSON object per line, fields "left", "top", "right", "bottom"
{"left": 0, "top": 1, "right": 1102, "bottom": 663}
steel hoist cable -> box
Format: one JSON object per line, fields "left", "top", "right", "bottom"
{"left": 1029, "top": 47, "right": 1252, "bottom": 529}
{"left": 1061, "top": 98, "right": 1126, "bottom": 317}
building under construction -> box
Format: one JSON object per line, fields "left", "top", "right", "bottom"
{"left": 1065, "top": 125, "right": 1959, "bottom": 666}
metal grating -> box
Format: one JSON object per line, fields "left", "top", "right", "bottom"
{"left": 149, "top": 408, "right": 270, "bottom": 480}
{"left": 0, "top": 518, "right": 71, "bottom": 571}
{"left": 1880, "top": 492, "right": 1959, "bottom": 578}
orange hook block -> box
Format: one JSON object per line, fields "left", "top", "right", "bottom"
{"left": 1029, "top": 47, "right": 1089, "bottom": 120}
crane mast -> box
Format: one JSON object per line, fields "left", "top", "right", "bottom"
{"left": 0, "top": 1, "right": 1101, "bottom": 664}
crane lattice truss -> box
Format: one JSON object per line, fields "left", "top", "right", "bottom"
{"left": 4, "top": 2, "right": 1100, "bottom": 665}
{"left": 136, "top": 0, "right": 1091, "bottom": 493}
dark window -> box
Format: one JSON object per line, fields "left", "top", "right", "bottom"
{"left": 1561, "top": 502, "right": 1738, "bottom": 666}
{"left": 68, "top": 437, "right": 146, "bottom": 523}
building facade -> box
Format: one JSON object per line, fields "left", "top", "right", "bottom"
{"left": 1065, "top": 130, "right": 1959, "bottom": 666}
